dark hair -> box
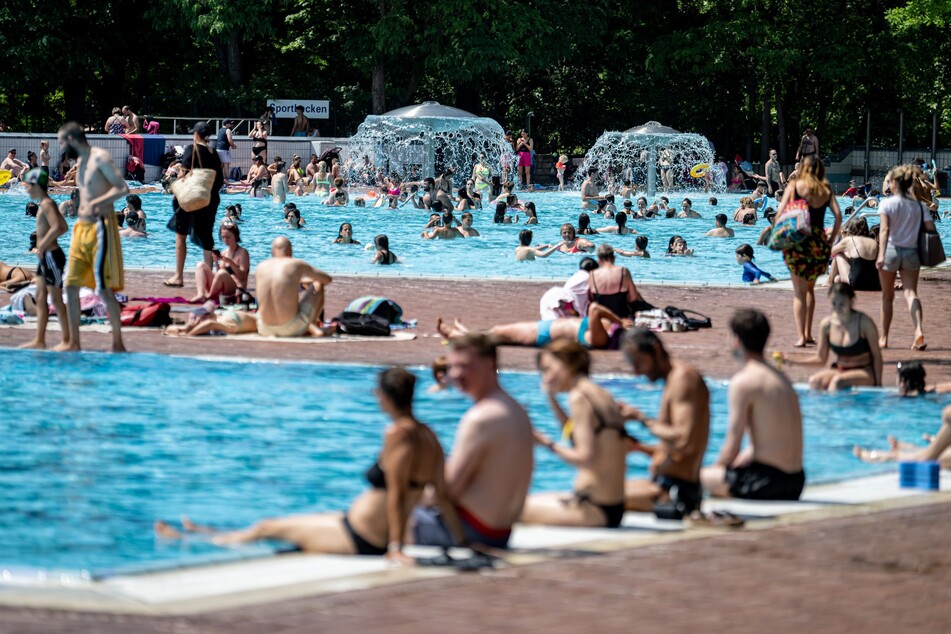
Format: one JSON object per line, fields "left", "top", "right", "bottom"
{"left": 616, "top": 212, "right": 627, "bottom": 227}
{"left": 742, "top": 213, "right": 756, "bottom": 225}
{"left": 709, "top": 197, "right": 718, "bottom": 206}
{"left": 735, "top": 243, "right": 754, "bottom": 259}
{"left": 58, "top": 121, "right": 86, "bottom": 144}
{"left": 730, "top": 309, "right": 770, "bottom": 354}
{"left": 221, "top": 222, "right": 241, "bottom": 242}
{"left": 375, "top": 234, "right": 389, "bottom": 250}
{"left": 682, "top": 198, "right": 692, "bottom": 208}
{"left": 519, "top": 229, "right": 533, "bottom": 246}
{"left": 828, "top": 281, "right": 856, "bottom": 299}
{"left": 442, "top": 211, "right": 453, "bottom": 226}
{"left": 126, "top": 194, "right": 142, "bottom": 210}
{"left": 337, "top": 222, "right": 352, "bottom": 238}
{"left": 432, "top": 356, "right": 449, "bottom": 381}
{"left": 588, "top": 167, "right": 598, "bottom": 176}
{"left": 897, "top": 361, "right": 926, "bottom": 393}
{"left": 666, "top": 235, "right": 685, "bottom": 253}
{"left": 538, "top": 339, "right": 591, "bottom": 377}
{"left": 605, "top": 194, "right": 615, "bottom": 204}
{"left": 458, "top": 187, "right": 472, "bottom": 203}
{"left": 430, "top": 199, "right": 444, "bottom": 213}
{"left": 379, "top": 367, "right": 416, "bottom": 410}
{"left": 524, "top": 201, "right": 537, "bottom": 218}
{"left": 25, "top": 202, "right": 38, "bottom": 217}
{"left": 577, "top": 213, "right": 591, "bottom": 231}
{"left": 449, "top": 332, "right": 498, "bottom": 362}
{"left": 637, "top": 196, "right": 647, "bottom": 205}
{"left": 842, "top": 216, "right": 871, "bottom": 238}
{"left": 494, "top": 202, "right": 507, "bottom": 223}
{"left": 460, "top": 211, "right": 473, "bottom": 222}
{"left": 715, "top": 213, "right": 727, "bottom": 226}
{"left": 622, "top": 327, "right": 665, "bottom": 356}
{"left": 579, "top": 256, "right": 599, "bottom": 271}
{"left": 635, "top": 235, "right": 648, "bottom": 250}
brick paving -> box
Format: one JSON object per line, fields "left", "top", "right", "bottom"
{"left": 1, "top": 500, "right": 949, "bottom": 633}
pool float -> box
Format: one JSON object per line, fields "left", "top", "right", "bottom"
{"left": 0, "top": 170, "right": 11, "bottom": 187}
{"left": 689, "top": 163, "right": 709, "bottom": 179}
{"left": 367, "top": 190, "right": 377, "bottom": 198}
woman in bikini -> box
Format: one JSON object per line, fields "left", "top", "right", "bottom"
{"left": 557, "top": 224, "right": 595, "bottom": 254}
{"left": 248, "top": 120, "right": 268, "bottom": 163}
{"left": 471, "top": 154, "right": 492, "bottom": 199}
{"left": 313, "top": 161, "right": 332, "bottom": 196}
{"left": 156, "top": 368, "right": 463, "bottom": 563}
{"left": 520, "top": 340, "right": 629, "bottom": 528}
{"left": 0, "top": 261, "right": 33, "bottom": 291}
{"left": 779, "top": 282, "right": 882, "bottom": 391}
{"left": 776, "top": 155, "right": 842, "bottom": 347}
{"left": 190, "top": 220, "right": 250, "bottom": 303}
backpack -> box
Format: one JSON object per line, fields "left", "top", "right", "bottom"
{"left": 342, "top": 296, "right": 404, "bottom": 325}
{"left": 229, "top": 166, "right": 242, "bottom": 181}
{"left": 336, "top": 312, "right": 391, "bottom": 337}
{"left": 120, "top": 302, "right": 172, "bottom": 327}
{"left": 664, "top": 306, "right": 712, "bottom": 330}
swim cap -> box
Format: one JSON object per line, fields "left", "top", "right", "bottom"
{"left": 22, "top": 168, "right": 48, "bottom": 188}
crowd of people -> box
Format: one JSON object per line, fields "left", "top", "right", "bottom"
{"left": 4, "top": 119, "right": 949, "bottom": 564}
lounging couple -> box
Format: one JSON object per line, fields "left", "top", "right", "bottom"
{"left": 166, "top": 237, "right": 333, "bottom": 338}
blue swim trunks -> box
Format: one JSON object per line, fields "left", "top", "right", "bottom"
{"left": 536, "top": 319, "right": 554, "bottom": 346}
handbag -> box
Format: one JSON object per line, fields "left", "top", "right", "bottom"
{"left": 169, "top": 145, "right": 217, "bottom": 212}
{"left": 767, "top": 197, "right": 811, "bottom": 251}
{"left": 917, "top": 201, "right": 946, "bottom": 267}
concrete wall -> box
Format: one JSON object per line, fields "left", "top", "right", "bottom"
{"left": 0, "top": 133, "right": 351, "bottom": 183}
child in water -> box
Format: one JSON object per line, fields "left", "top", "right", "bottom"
{"left": 735, "top": 244, "right": 775, "bottom": 284}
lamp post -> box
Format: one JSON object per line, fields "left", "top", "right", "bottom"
{"left": 863, "top": 108, "right": 871, "bottom": 184}
{"left": 897, "top": 109, "right": 904, "bottom": 165}
{"left": 526, "top": 111, "right": 533, "bottom": 139}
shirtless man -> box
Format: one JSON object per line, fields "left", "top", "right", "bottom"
{"left": 700, "top": 309, "right": 805, "bottom": 500}
{"left": 412, "top": 333, "right": 534, "bottom": 549}
{"left": 459, "top": 211, "right": 480, "bottom": 237}
{"left": 304, "top": 154, "right": 319, "bottom": 182}
{"left": 580, "top": 167, "right": 604, "bottom": 209}
{"left": 57, "top": 122, "right": 128, "bottom": 352}
{"left": 122, "top": 106, "right": 141, "bottom": 134}
{"left": 796, "top": 128, "right": 819, "bottom": 162}
{"left": 255, "top": 237, "right": 332, "bottom": 337}
{"left": 290, "top": 105, "right": 309, "bottom": 137}
{"left": 421, "top": 211, "right": 463, "bottom": 240}
{"left": 705, "top": 213, "right": 735, "bottom": 238}
{"left": 620, "top": 328, "right": 710, "bottom": 517}
{"left": 515, "top": 230, "right": 561, "bottom": 261}
{"left": 1, "top": 148, "right": 29, "bottom": 179}
{"left": 764, "top": 149, "right": 785, "bottom": 195}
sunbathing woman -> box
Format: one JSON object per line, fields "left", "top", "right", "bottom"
{"left": 854, "top": 404, "right": 951, "bottom": 468}
{"left": 779, "top": 282, "right": 882, "bottom": 391}
{"left": 191, "top": 220, "right": 250, "bottom": 303}
{"left": 156, "top": 367, "right": 464, "bottom": 563}
{"left": 521, "top": 341, "right": 629, "bottom": 528}
{"left": 437, "top": 302, "right": 633, "bottom": 350}
{"left": 164, "top": 301, "right": 258, "bottom": 337}
{"left": 0, "top": 260, "right": 33, "bottom": 291}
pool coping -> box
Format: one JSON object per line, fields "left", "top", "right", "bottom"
{"left": 2, "top": 472, "right": 948, "bottom": 616}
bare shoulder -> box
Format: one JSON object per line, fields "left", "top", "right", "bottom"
{"left": 669, "top": 362, "right": 707, "bottom": 397}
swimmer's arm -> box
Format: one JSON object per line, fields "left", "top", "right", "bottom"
{"left": 443, "top": 416, "right": 489, "bottom": 502}
{"left": 596, "top": 226, "right": 618, "bottom": 234}
{"left": 420, "top": 229, "right": 438, "bottom": 240}
{"left": 714, "top": 380, "right": 749, "bottom": 467}
{"left": 614, "top": 248, "right": 637, "bottom": 257}
{"left": 380, "top": 427, "right": 414, "bottom": 551}
{"left": 533, "top": 244, "right": 561, "bottom": 258}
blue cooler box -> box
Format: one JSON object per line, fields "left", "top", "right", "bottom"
{"left": 899, "top": 461, "right": 940, "bottom": 490}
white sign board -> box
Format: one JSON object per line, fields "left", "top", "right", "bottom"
{"left": 267, "top": 99, "right": 330, "bottom": 120}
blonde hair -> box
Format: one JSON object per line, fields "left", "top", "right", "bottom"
{"left": 886, "top": 164, "right": 917, "bottom": 195}
{"left": 790, "top": 155, "right": 830, "bottom": 198}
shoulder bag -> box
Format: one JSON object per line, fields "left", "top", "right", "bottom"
{"left": 170, "top": 144, "right": 217, "bottom": 212}
{"left": 767, "top": 196, "right": 811, "bottom": 251}
{"left": 917, "top": 200, "right": 946, "bottom": 267}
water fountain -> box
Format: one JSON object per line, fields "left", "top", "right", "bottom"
{"left": 344, "top": 101, "right": 513, "bottom": 186}
{"left": 576, "top": 122, "right": 720, "bottom": 197}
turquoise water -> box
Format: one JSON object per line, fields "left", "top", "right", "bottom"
{"left": 2, "top": 189, "right": 947, "bottom": 284}
{"left": 0, "top": 350, "right": 946, "bottom": 574}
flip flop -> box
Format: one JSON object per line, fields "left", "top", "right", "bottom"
{"left": 686, "top": 510, "right": 745, "bottom": 529}
{"left": 912, "top": 337, "right": 927, "bottom": 351}
{"left": 163, "top": 279, "right": 184, "bottom": 288}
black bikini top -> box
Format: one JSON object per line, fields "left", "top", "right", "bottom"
{"left": 829, "top": 337, "right": 871, "bottom": 357}
{"left": 365, "top": 425, "right": 426, "bottom": 490}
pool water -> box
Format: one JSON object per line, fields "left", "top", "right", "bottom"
{"left": 1, "top": 189, "right": 948, "bottom": 285}
{"left": 0, "top": 350, "right": 946, "bottom": 574}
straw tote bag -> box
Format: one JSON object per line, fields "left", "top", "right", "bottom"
{"left": 170, "top": 144, "right": 217, "bottom": 212}
{"left": 917, "top": 201, "right": 946, "bottom": 267}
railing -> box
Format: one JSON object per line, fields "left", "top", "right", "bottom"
{"left": 150, "top": 117, "right": 263, "bottom": 136}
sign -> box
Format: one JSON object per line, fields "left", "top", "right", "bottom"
{"left": 267, "top": 99, "right": 330, "bottom": 120}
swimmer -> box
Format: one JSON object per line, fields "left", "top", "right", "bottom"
{"left": 515, "top": 229, "right": 561, "bottom": 261}
{"left": 371, "top": 234, "right": 398, "bottom": 265}
{"left": 678, "top": 198, "right": 702, "bottom": 219}
{"left": 705, "top": 213, "right": 734, "bottom": 238}
{"left": 333, "top": 222, "right": 361, "bottom": 245}
{"left": 422, "top": 211, "right": 463, "bottom": 240}
{"left": 619, "top": 180, "right": 635, "bottom": 199}
{"left": 735, "top": 244, "right": 775, "bottom": 284}
{"left": 854, "top": 404, "right": 951, "bottom": 468}
{"left": 597, "top": 211, "right": 637, "bottom": 235}
{"left": 557, "top": 224, "right": 595, "bottom": 254}
{"left": 577, "top": 213, "right": 597, "bottom": 236}
{"left": 284, "top": 206, "right": 304, "bottom": 229}
{"left": 427, "top": 356, "right": 451, "bottom": 393}
{"left": 493, "top": 202, "right": 514, "bottom": 224}
{"left": 665, "top": 235, "right": 694, "bottom": 256}
{"left": 459, "top": 212, "right": 480, "bottom": 237}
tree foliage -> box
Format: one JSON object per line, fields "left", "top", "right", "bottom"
{"left": 2, "top": 0, "right": 949, "bottom": 160}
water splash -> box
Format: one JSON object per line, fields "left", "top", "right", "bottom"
{"left": 343, "top": 101, "right": 514, "bottom": 186}
{"left": 575, "top": 122, "right": 722, "bottom": 196}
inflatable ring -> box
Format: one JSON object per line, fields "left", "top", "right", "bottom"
{"left": 367, "top": 190, "right": 378, "bottom": 198}
{"left": 689, "top": 163, "right": 709, "bottom": 179}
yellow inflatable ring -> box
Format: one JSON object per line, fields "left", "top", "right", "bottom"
{"left": 367, "top": 190, "right": 378, "bottom": 198}
{"left": 689, "top": 163, "right": 709, "bottom": 179}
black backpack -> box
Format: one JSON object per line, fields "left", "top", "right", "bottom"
{"left": 336, "top": 312, "right": 391, "bottom": 337}
{"left": 229, "top": 166, "right": 242, "bottom": 181}
{"left": 664, "top": 306, "right": 712, "bottom": 330}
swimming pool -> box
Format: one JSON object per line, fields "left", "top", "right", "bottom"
{"left": 1, "top": 189, "right": 947, "bottom": 285}
{"left": 1, "top": 350, "right": 946, "bottom": 575}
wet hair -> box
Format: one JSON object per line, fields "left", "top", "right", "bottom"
{"left": 886, "top": 164, "right": 917, "bottom": 195}
{"left": 458, "top": 187, "right": 472, "bottom": 202}
{"left": 379, "top": 367, "right": 416, "bottom": 410}
{"left": 635, "top": 235, "right": 648, "bottom": 250}
{"left": 579, "top": 256, "right": 599, "bottom": 271}
{"left": 125, "top": 211, "right": 140, "bottom": 228}
{"left": 524, "top": 201, "right": 537, "bottom": 218}
{"left": 431, "top": 356, "right": 449, "bottom": 381}
{"left": 616, "top": 212, "right": 627, "bottom": 227}
{"left": 560, "top": 223, "right": 576, "bottom": 238}
{"left": 115, "top": 210, "right": 125, "bottom": 227}
{"left": 442, "top": 211, "right": 453, "bottom": 226}
{"left": 735, "top": 243, "right": 754, "bottom": 259}
{"left": 125, "top": 194, "right": 142, "bottom": 210}
{"left": 577, "top": 213, "right": 591, "bottom": 232}
{"left": 430, "top": 199, "right": 444, "bottom": 213}
{"left": 730, "top": 309, "right": 770, "bottom": 354}
{"left": 449, "top": 331, "right": 498, "bottom": 363}
{"left": 622, "top": 327, "right": 666, "bottom": 357}
{"left": 460, "top": 211, "right": 473, "bottom": 223}
{"left": 375, "top": 234, "right": 389, "bottom": 250}
{"left": 764, "top": 207, "right": 777, "bottom": 223}
{"left": 666, "top": 235, "right": 686, "bottom": 253}
{"left": 828, "top": 281, "right": 856, "bottom": 299}
{"left": 660, "top": 196, "right": 669, "bottom": 204}
{"left": 897, "top": 361, "right": 926, "bottom": 394}
{"left": 605, "top": 194, "right": 615, "bottom": 204}
{"left": 742, "top": 213, "right": 756, "bottom": 225}
{"left": 337, "top": 222, "right": 352, "bottom": 238}
{"left": 354, "top": 197, "right": 366, "bottom": 207}
{"left": 29, "top": 231, "right": 37, "bottom": 251}
{"left": 637, "top": 197, "right": 648, "bottom": 206}
{"left": 715, "top": 213, "right": 727, "bottom": 226}
{"left": 682, "top": 198, "right": 692, "bottom": 208}
{"left": 25, "top": 202, "right": 38, "bottom": 217}
{"left": 519, "top": 229, "right": 533, "bottom": 246}
{"left": 709, "top": 197, "right": 718, "bottom": 206}
{"left": 538, "top": 339, "right": 591, "bottom": 377}
{"left": 494, "top": 202, "right": 507, "bottom": 223}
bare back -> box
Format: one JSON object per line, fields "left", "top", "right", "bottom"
{"left": 734, "top": 361, "right": 803, "bottom": 472}
{"left": 652, "top": 362, "right": 710, "bottom": 482}
{"left": 254, "top": 257, "right": 314, "bottom": 325}
{"left": 77, "top": 147, "right": 126, "bottom": 219}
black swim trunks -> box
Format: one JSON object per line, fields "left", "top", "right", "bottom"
{"left": 653, "top": 475, "right": 702, "bottom": 519}
{"left": 726, "top": 461, "right": 805, "bottom": 501}
{"left": 341, "top": 515, "right": 387, "bottom": 556}
{"left": 37, "top": 246, "right": 66, "bottom": 288}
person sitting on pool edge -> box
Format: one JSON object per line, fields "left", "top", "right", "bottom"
{"left": 854, "top": 403, "right": 951, "bottom": 468}
{"left": 411, "top": 333, "right": 534, "bottom": 549}
{"left": 254, "top": 237, "right": 332, "bottom": 337}
{"left": 699, "top": 309, "right": 805, "bottom": 501}
{"left": 436, "top": 301, "right": 633, "bottom": 351}
{"left": 156, "top": 367, "right": 463, "bottom": 563}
